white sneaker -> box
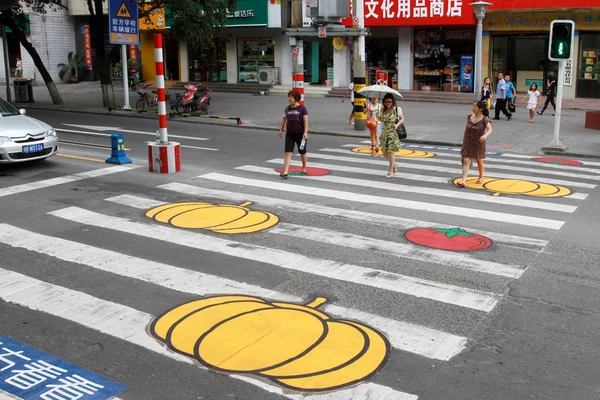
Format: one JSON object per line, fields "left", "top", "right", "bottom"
{"left": 348, "top": 121, "right": 354, "bottom": 125}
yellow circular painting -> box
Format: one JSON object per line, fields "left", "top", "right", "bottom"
{"left": 453, "top": 177, "right": 572, "bottom": 198}
{"left": 352, "top": 147, "right": 435, "bottom": 158}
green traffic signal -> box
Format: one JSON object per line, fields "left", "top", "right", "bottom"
{"left": 549, "top": 22, "right": 573, "bottom": 60}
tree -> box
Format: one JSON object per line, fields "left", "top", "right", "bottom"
{"left": 0, "top": 1, "right": 64, "bottom": 105}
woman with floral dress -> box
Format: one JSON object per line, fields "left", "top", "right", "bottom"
{"left": 379, "top": 93, "right": 403, "bottom": 178}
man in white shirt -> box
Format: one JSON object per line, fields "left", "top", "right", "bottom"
{"left": 341, "top": 82, "right": 355, "bottom": 125}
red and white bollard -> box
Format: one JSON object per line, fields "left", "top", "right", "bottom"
{"left": 147, "top": 33, "right": 181, "bottom": 174}
{"left": 292, "top": 73, "right": 304, "bottom": 106}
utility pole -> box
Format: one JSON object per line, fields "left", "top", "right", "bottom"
{"left": 352, "top": 0, "right": 366, "bottom": 131}
{"left": 291, "top": 0, "right": 304, "bottom": 105}
{"left": 1, "top": 19, "right": 11, "bottom": 102}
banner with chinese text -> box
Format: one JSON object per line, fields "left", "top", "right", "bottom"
{"left": 364, "top": 0, "right": 476, "bottom": 27}
{"left": 483, "top": 11, "right": 600, "bottom": 31}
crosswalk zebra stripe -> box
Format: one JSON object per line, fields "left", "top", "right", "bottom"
{"left": 48, "top": 207, "right": 502, "bottom": 312}
{"left": 105, "top": 195, "right": 524, "bottom": 279}
{"left": 153, "top": 185, "right": 549, "bottom": 251}
{"left": 319, "top": 149, "right": 600, "bottom": 181}
{"left": 306, "top": 153, "right": 597, "bottom": 189}
{"left": 268, "top": 159, "right": 449, "bottom": 184}
{"left": 238, "top": 166, "right": 579, "bottom": 213}
{"left": 0, "top": 268, "right": 416, "bottom": 399}
{"left": 197, "top": 173, "right": 564, "bottom": 230}
{"left": 0, "top": 223, "right": 465, "bottom": 361}
{"left": 0, "top": 165, "right": 137, "bottom": 198}
{"left": 272, "top": 223, "right": 525, "bottom": 279}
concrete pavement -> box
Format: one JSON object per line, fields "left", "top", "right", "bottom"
{"left": 3, "top": 80, "right": 600, "bottom": 158}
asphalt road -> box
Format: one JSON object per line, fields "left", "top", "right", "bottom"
{"left": 1, "top": 109, "right": 600, "bottom": 400}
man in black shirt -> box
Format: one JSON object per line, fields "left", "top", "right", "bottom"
{"left": 537, "top": 76, "right": 556, "bottom": 116}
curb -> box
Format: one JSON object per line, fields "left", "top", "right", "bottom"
{"left": 28, "top": 106, "right": 600, "bottom": 160}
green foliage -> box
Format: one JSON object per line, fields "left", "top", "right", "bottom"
{"left": 57, "top": 52, "right": 88, "bottom": 81}
{"left": 145, "top": 0, "right": 237, "bottom": 49}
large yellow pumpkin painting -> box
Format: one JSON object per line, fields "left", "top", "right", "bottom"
{"left": 453, "top": 177, "right": 572, "bottom": 198}
{"left": 150, "top": 295, "right": 390, "bottom": 392}
{"left": 352, "top": 147, "right": 435, "bottom": 158}
{"left": 146, "top": 201, "right": 279, "bottom": 234}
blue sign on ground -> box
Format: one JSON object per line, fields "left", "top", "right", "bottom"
{"left": 402, "top": 144, "right": 503, "bottom": 156}
{"left": 108, "top": 0, "right": 139, "bottom": 45}
{"left": 0, "top": 335, "right": 127, "bottom": 400}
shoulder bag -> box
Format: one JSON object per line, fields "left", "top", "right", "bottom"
{"left": 394, "top": 107, "right": 407, "bottom": 140}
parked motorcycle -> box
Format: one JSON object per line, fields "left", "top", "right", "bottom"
{"left": 176, "top": 83, "right": 211, "bottom": 114}
{"left": 129, "top": 68, "right": 140, "bottom": 90}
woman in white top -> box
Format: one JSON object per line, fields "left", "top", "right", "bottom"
{"left": 520, "top": 83, "right": 541, "bottom": 123}
{"left": 366, "top": 97, "right": 382, "bottom": 153}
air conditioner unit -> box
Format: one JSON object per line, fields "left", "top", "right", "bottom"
{"left": 259, "top": 67, "right": 279, "bottom": 85}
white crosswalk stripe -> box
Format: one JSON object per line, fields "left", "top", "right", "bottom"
{"left": 3, "top": 143, "right": 598, "bottom": 399}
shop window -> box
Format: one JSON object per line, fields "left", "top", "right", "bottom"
{"left": 413, "top": 29, "right": 475, "bottom": 92}
{"left": 238, "top": 38, "right": 274, "bottom": 83}
{"left": 189, "top": 39, "right": 227, "bottom": 82}
{"left": 576, "top": 33, "right": 600, "bottom": 99}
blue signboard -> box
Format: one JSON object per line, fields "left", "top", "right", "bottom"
{"left": 459, "top": 54, "right": 474, "bottom": 93}
{"left": 108, "top": 0, "right": 139, "bottom": 45}
{"left": 0, "top": 335, "right": 127, "bottom": 400}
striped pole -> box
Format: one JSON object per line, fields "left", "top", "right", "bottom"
{"left": 154, "top": 34, "right": 168, "bottom": 144}
{"left": 291, "top": 40, "right": 304, "bottom": 105}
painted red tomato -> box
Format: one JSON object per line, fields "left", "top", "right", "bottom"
{"left": 405, "top": 228, "right": 492, "bottom": 251}
{"left": 532, "top": 157, "right": 583, "bottom": 166}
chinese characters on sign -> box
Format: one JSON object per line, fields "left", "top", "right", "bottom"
{"left": 227, "top": 9, "right": 255, "bottom": 18}
{"left": 365, "top": 0, "right": 475, "bottom": 26}
{"left": 109, "top": 0, "right": 139, "bottom": 45}
{"left": 83, "top": 25, "right": 92, "bottom": 71}
{"left": 564, "top": 59, "right": 572, "bottom": 85}
{"left": 484, "top": 12, "right": 600, "bottom": 31}
{"left": 0, "top": 335, "right": 126, "bottom": 400}
{"left": 129, "top": 45, "right": 137, "bottom": 64}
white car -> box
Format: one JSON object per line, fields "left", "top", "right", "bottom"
{"left": 0, "top": 97, "right": 59, "bottom": 163}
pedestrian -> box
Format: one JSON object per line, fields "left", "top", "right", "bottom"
{"left": 520, "top": 83, "right": 541, "bottom": 123}
{"left": 278, "top": 90, "right": 308, "bottom": 179}
{"left": 341, "top": 82, "right": 355, "bottom": 125}
{"left": 480, "top": 77, "right": 494, "bottom": 110}
{"left": 457, "top": 101, "right": 493, "bottom": 188}
{"left": 15, "top": 57, "right": 23, "bottom": 79}
{"left": 494, "top": 73, "right": 511, "bottom": 121}
{"left": 366, "top": 97, "right": 382, "bottom": 153}
{"left": 379, "top": 93, "right": 403, "bottom": 178}
{"left": 504, "top": 74, "right": 516, "bottom": 114}
{"left": 537, "top": 76, "right": 556, "bottom": 116}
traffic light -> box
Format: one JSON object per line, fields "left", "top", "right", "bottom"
{"left": 549, "top": 20, "right": 574, "bottom": 61}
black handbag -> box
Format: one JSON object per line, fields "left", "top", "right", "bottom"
{"left": 507, "top": 100, "right": 516, "bottom": 113}
{"left": 394, "top": 107, "right": 407, "bottom": 140}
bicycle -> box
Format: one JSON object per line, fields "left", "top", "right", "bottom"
{"left": 135, "top": 84, "right": 156, "bottom": 112}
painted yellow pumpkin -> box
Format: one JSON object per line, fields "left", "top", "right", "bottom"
{"left": 352, "top": 147, "right": 435, "bottom": 158}
{"left": 146, "top": 201, "right": 279, "bottom": 234}
{"left": 151, "top": 295, "right": 390, "bottom": 392}
{"left": 453, "top": 177, "right": 572, "bottom": 198}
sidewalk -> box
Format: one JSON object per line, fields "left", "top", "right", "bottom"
{"left": 6, "top": 81, "right": 600, "bottom": 158}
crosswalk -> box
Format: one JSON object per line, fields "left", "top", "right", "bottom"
{"left": 1, "top": 143, "right": 599, "bottom": 399}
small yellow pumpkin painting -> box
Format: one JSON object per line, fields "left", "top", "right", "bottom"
{"left": 352, "top": 147, "right": 435, "bottom": 158}
{"left": 146, "top": 201, "right": 279, "bottom": 234}
{"left": 453, "top": 177, "right": 572, "bottom": 198}
{"left": 150, "top": 295, "right": 390, "bottom": 392}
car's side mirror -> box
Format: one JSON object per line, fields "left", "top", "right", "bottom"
{"left": 19, "top": 109, "right": 26, "bottom": 115}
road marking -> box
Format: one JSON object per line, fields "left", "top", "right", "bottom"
{"left": 272, "top": 224, "right": 525, "bottom": 279}
{"left": 59, "top": 140, "right": 132, "bottom": 151}
{"left": 181, "top": 144, "right": 219, "bottom": 151}
{"left": 0, "top": 268, "right": 417, "bottom": 399}
{"left": 0, "top": 165, "right": 137, "bottom": 198}
{"left": 49, "top": 207, "right": 502, "bottom": 312}
{"left": 197, "top": 173, "right": 564, "bottom": 230}
{"left": 0, "top": 223, "right": 466, "bottom": 361}
{"left": 57, "top": 153, "right": 106, "bottom": 163}
{"left": 266, "top": 159, "right": 448, "bottom": 184}
{"left": 236, "top": 166, "right": 579, "bottom": 213}
{"left": 319, "top": 149, "right": 600, "bottom": 181}
{"left": 107, "top": 195, "right": 524, "bottom": 279}
{"left": 61, "top": 124, "right": 122, "bottom": 131}
{"left": 308, "top": 153, "right": 596, "bottom": 189}
{"left": 56, "top": 128, "right": 210, "bottom": 142}
{"left": 153, "top": 185, "right": 549, "bottom": 251}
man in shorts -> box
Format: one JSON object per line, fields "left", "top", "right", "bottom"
{"left": 341, "top": 82, "right": 355, "bottom": 125}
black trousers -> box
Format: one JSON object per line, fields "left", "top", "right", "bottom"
{"left": 541, "top": 95, "right": 556, "bottom": 114}
{"left": 495, "top": 98, "right": 511, "bottom": 119}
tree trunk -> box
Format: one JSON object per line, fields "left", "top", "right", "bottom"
{"left": 1, "top": 15, "right": 63, "bottom": 105}
{"left": 89, "top": 0, "right": 116, "bottom": 108}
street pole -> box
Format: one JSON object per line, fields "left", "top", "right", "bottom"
{"left": 121, "top": 44, "right": 130, "bottom": 110}
{"left": 353, "top": 0, "right": 366, "bottom": 131}
{"left": 470, "top": 2, "right": 491, "bottom": 102}
{"left": 292, "top": 40, "right": 304, "bottom": 105}
{"left": 552, "top": 60, "right": 565, "bottom": 147}
{"left": 1, "top": 23, "right": 11, "bottom": 102}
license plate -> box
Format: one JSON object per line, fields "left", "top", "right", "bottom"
{"left": 22, "top": 143, "right": 44, "bottom": 153}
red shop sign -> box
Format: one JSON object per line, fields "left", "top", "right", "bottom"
{"left": 83, "top": 25, "right": 93, "bottom": 70}
{"left": 129, "top": 45, "right": 137, "bottom": 63}
{"left": 364, "top": 0, "right": 476, "bottom": 27}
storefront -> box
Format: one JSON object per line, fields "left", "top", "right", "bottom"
{"left": 363, "top": 0, "right": 477, "bottom": 92}
{"left": 188, "top": 39, "right": 228, "bottom": 82}
{"left": 483, "top": 5, "right": 600, "bottom": 99}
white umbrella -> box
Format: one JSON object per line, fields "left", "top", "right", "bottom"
{"left": 357, "top": 84, "right": 403, "bottom": 100}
